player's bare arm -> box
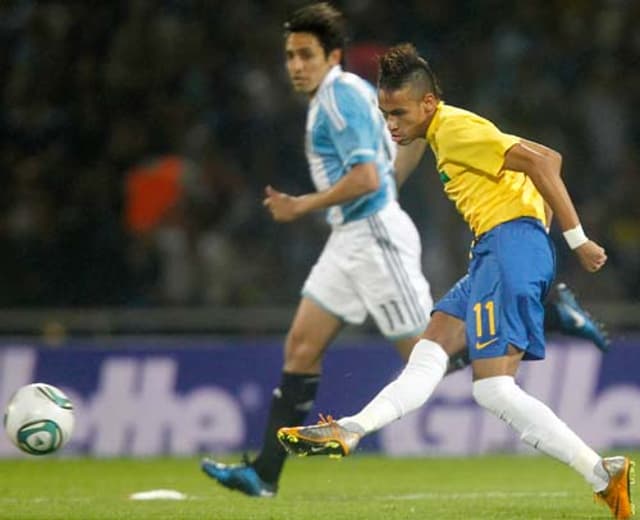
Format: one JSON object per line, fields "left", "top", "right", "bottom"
{"left": 503, "top": 141, "right": 606, "bottom": 273}
{"left": 519, "top": 139, "right": 557, "bottom": 228}
{"left": 263, "top": 161, "right": 380, "bottom": 222}
{"left": 394, "top": 139, "right": 427, "bottom": 187}
{"left": 543, "top": 201, "right": 554, "bottom": 230}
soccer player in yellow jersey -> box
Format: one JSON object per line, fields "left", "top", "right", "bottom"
{"left": 278, "top": 43, "right": 634, "bottom": 519}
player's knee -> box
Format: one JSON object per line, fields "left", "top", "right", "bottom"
{"left": 423, "top": 313, "right": 465, "bottom": 356}
{"left": 472, "top": 375, "right": 517, "bottom": 412}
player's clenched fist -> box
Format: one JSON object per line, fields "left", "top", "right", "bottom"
{"left": 263, "top": 185, "right": 304, "bottom": 222}
{"left": 575, "top": 240, "right": 607, "bottom": 272}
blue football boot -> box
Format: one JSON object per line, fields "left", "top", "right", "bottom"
{"left": 551, "top": 283, "right": 610, "bottom": 352}
{"left": 201, "top": 456, "right": 277, "bottom": 498}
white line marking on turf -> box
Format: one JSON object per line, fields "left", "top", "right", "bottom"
{"left": 130, "top": 489, "right": 187, "bottom": 500}
{"left": 0, "top": 497, "right": 92, "bottom": 503}
{"left": 381, "top": 491, "right": 571, "bottom": 501}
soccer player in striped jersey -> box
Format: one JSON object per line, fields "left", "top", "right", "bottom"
{"left": 278, "top": 44, "right": 634, "bottom": 519}
{"left": 201, "top": 4, "right": 433, "bottom": 498}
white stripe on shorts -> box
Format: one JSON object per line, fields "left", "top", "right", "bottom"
{"left": 368, "top": 215, "right": 423, "bottom": 328}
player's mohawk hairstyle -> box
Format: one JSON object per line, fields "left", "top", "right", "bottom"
{"left": 284, "top": 2, "right": 347, "bottom": 58}
{"left": 378, "top": 43, "right": 442, "bottom": 97}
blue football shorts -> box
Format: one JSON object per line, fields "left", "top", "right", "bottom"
{"left": 434, "top": 217, "right": 556, "bottom": 361}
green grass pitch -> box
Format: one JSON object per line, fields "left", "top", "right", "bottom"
{"left": 0, "top": 452, "right": 637, "bottom": 519}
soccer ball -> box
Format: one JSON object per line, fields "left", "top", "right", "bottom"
{"left": 4, "top": 383, "right": 74, "bottom": 456}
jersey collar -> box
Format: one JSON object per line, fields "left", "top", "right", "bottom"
{"left": 315, "top": 65, "right": 343, "bottom": 98}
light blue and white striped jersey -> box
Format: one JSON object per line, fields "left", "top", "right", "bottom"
{"left": 306, "top": 65, "right": 396, "bottom": 226}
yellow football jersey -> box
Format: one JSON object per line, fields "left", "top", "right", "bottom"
{"left": 426, "top": 102, "right": 546, "bottom": 236}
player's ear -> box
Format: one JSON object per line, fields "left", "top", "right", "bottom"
{"left": 328, "top": 48, "right": 342, "bottom": 66}
{"left": 422, "top": 92, "right": 438, "bottom": 115}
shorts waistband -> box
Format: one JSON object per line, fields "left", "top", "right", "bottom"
{"left": 471, "top": 217, "right": 545, "bottom": 248}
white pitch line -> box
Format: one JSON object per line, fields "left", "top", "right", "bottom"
{"left": 0, "top": 497, "right": 93, "bottom": 503}
{"left": 380, "top": 491, "right": 571, "bottom": 501}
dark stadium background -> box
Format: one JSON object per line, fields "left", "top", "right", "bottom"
{"left": 0, "top": 0, "right": 637, "bottom": 332}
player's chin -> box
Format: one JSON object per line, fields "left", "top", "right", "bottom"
{"left": 291, "top": 82, "right": 312, "bottom": 94}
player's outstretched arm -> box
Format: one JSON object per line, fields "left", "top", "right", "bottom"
{"left": 502, "top": 140, "right": 607, "bottom": 272}
{"left": 262, "top": 162, "right": 380, "bottom": 223}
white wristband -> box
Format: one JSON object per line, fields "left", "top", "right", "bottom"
{"left": 563, "top": 225, "right": 588, "bottom": 250}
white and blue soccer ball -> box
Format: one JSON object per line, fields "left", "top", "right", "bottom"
{"left": 4, "top": 383, "right": 74, "bottom": 456}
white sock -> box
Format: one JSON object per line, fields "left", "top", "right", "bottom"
{"left": 472, "top": 376, "right": 608, "bottom": 491}
{"left": 338, "top": 339, "right": 448, "bottom": 435}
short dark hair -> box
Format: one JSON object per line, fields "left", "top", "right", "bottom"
{"left": 284, "top": 2, "right": 347, "bottom": 59}
{"left": 378, "top": 43, "right": 442, "bottom": 97}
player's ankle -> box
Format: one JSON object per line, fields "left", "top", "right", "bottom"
{"left": 591, "top": 459, "right": 609, "bottom": 492}
{"left": 337, "top": 418, "right": 365, "bottom": 436}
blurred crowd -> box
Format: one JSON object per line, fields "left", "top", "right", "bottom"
{"left": 0, "top": 0, "right": 638, "bottom": 308}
